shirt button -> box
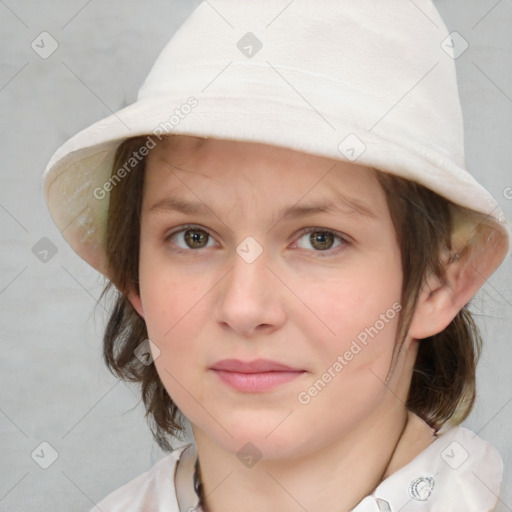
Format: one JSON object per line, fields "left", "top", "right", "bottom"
{"left": 408, "top": 476, "right": 435, "bottom": 500}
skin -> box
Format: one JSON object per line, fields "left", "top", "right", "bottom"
{"left": 128, "top": 135, "right": 482, "bottom": 511}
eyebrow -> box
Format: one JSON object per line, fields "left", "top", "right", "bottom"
{"left": 148, "top": 193, "right": 377, "bottom": 223}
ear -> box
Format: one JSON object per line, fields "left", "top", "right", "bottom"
{"left": 126, "top": 287, "right": 145, "bottom": 320}
{"left": 409, "top": 224, "right": 508, "bottom": 340}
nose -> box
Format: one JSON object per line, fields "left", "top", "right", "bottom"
{"left": 214, "top": 248, "right": 286, "bottom": 338}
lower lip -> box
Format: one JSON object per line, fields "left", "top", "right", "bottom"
{"left": 211, "top": 369, "right": 305, "bottom": 392}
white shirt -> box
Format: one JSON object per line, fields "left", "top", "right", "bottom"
{"left": 89, "top": 425, "right": 502, "bottom": 512}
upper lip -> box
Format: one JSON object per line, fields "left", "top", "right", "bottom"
{"left": 210, "top": 359, "right": 303, "bottom": 373}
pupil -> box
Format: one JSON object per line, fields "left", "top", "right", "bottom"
{"left": 182, "top": 230, "right": 334, "bottom": 251}
{"left": 186, "top": 229, "right": 207, "bottom": 248}
{"left": 311, "top": 231, "right": 333, "bottom": 250}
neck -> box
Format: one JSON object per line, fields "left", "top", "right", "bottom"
{"left": 192, "top": 406, "right": 434, "bottom": 512}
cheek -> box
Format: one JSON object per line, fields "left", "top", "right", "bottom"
{"left": 296, "top": 255, "right": 403, "bottom": 426}
{"left": 294, "top": 284, "right": 403, "bottom": 441}
{"left": 142, "top": 281, "right": 209, "bottom": 414}
{"left": 140, "top": 277, "right": 202, "bottom": 355}
{"left": 137, "top": 253, "right": 210, "bottom": 385}
{"left": 302, "top": 253, "right": 403, "bottom": 356}
{"left": 138, "top": 242, "right": 200, "bottom": 337}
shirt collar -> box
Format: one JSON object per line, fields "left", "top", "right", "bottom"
{"left": 174, "top": 425, "right": 502, "bottom": 512}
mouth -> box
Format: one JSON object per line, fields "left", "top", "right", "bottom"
{"left": 209, "top": 359, "right": 306, "bottom": 392}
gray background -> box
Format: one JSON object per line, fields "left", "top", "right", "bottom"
{"left": 1, "top": 1, "right": 511, "bottom": 511}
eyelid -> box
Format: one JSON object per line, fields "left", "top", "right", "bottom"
{"left": 164, "top": 224, "right": 351, "bottom": 255}
{"left": 164, "top": 223, "right": 213, "bottom": 240}
{"left": 296, "top": 226, "right": 352, "bottom": 243}
{"left": 292, "top": 226, "right": 350, "bottom": 256}
{"left": 164, "top": 223, "right": 219, "bottom": 249}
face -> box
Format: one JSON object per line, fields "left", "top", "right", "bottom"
{"left": 130, "top": 135, "right": 407, "bottom": 458}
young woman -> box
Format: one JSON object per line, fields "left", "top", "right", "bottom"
{"left": 43, "top": 1, "right": 510, "bottom": 510}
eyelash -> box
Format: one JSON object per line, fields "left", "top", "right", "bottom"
{"left": 164, "top": 224, "right": 350, "bottom": 257}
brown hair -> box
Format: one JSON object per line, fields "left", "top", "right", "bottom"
{"left": 99, "top": 135, "right": 488, "bottom": 451}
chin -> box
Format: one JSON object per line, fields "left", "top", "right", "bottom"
{"left": 194, "top": 410, "right": 319, "bottom": 461}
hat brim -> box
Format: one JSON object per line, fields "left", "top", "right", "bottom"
{"left": 44, "top": 92, "right": 512, "bottom": 276}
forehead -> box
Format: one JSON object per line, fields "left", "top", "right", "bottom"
{"left": 143, "top": 135, "right": 388, "bottom": 219}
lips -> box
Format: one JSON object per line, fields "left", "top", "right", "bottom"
{"left": 210, "top": 358, "right": 302, "bottom": 373}
{"left": 209, "top": 359, "right": 306, "bottom": 392}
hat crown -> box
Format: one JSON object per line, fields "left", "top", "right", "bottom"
{"left": 138, "top": 0, "right": 465, "bottom": 166}
{"left": 43, "top": 0, "right": 511, "bottom": 276}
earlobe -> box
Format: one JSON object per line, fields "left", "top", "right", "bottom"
{"left": 409, "top": 226, "right": 508, "bottom": 340}
{"left": 127, "top": 288, "right": 145, "bottom": 319}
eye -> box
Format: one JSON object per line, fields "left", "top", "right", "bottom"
{"left": 165, "top": 224, "right": 217, "bottom": 252}
{"left": 164, "top": 225, "right": 349, "bottom": 256}
{"left": 294, "top": 228, "right": 348, "bottom": 255}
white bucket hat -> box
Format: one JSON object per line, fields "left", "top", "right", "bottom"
{"left": 43, "top": 0, "right": 511, "bottom": 276}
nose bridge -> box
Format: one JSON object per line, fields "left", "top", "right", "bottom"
{"left": 225, "top": 241, "right": 271, "bottom": 305}
{"left": 215, "top": 240, "right": 285, "bottom": 335}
